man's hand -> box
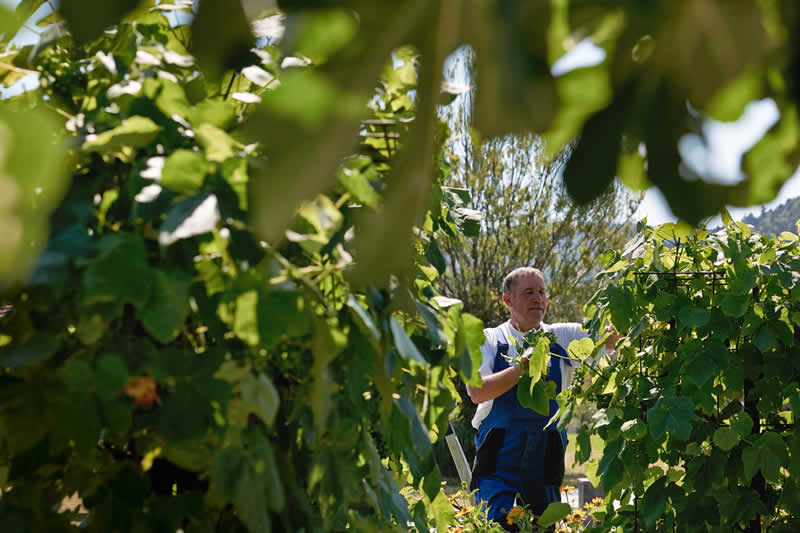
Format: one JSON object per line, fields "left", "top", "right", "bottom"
{"left": 604, "top": 325, "right": 622, "bottom": 353}
{"left": 467, "top": 357, "right": 531, "bottom": 404}
{"left": 604, "top": 327, "right": 618, "bottom": 351}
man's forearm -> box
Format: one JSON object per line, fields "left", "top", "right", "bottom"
{"left": 467, "top": 365, "right": 522, "bottom": 404}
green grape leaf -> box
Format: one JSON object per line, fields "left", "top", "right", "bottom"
{"left": 621, "top": 418, "right": 647, "bottom": 441}
{"left": 742, "top": 444, "right": 760, "bottom": 483}
{"left": 139, "top": 269, "right": 192, "bottom": 343}
{"left": 234, "top": 290, "right": 259, "bottom": 346}
{"left": 428, "top": 489, "right": 455, "bottom": 533}
{"left": 647, "top": 396, "right": 694, "bottom": 442}
{"left": 240, "top": 373, "right": 280, "bottom": 428}
{"left": 641, "top": 477, "right": 667, "bottom": 529}
{"left": 159, "top": 193, "right": 221, "bottom": 246}
{"left": 51, "top": 359, "right": 100, "bottom": 454}
{"left": 759, "top": 432, "right": 789, "bottom": 484}
{"left": 554, "top": 394, "right": 575, "bottom": 431}
{"left": 742, "top": 432, "right": 789, "bottom": 484}
{"left": 242, "top": 427, "right": 285, "bottom": 512}
{"left": 337, "top": 161, "right": 380, "bottom": 208}
{"left": 576, "top": 427, "right": 592, "bottom": 464}
{"left": 416, "top": 301, "right": 449, "bottom": 350}
{"left": 394, "top": 395, "right": 433, "bottom": 458}
{"left": 731, "top": 412, "right": 754, "bottom": 437}
{"left": 538, "top": 502, "right": 572, "bottom": 527}
{"left": 528, "top": 335, "right": 550, "bottom": 381}
{"left": 753, "top": 325, "right": 777, "bottom": 353}
{"left": 677, "top": 306, "right": 711, "bottom": 328}
{"left": 517, "top": 375, "right": 534, "bottom": 409}
{"left": 257, "top": 290, "right": 312, "bottom": 347}
{"left": 790, "top": 435, "right": 800, "bottom": 478}
{"left": 195, "top": 124, "right": 240, "bottom": 163}
{"left": 76, "top": 313, "right": 105, "bottom": 345}
{"left": 95, "top": 353, "right": 128, "bottom": 402}
{"left": 83, "top": 233, "right": 154, "bottom": 311}
{"left": 568, "top": 337, "right": 594, "bottom": 361}
{"left": 347, "top": 296, "right": 381, "bottom": 348}
{"left": 721, "top": 293, "right": 749, "bottom": 318}
{"left": 157, "top": 385, "right": 207, "bottom": 441}
{"left": 0, "top": 333, "right": 59, "bottom": 369}
{"left": 450, "top": 207, "right": 482, "bottom": 237}
{"left": 713, "top": 427, "right": 741, "bottom": 451}
{"left": 455, "top": 312, "right": 485, "bottom": 384}
{"left": 684, "top": 355, "right": 715, "bottom": 388}
{"left": 721, "top": 207, "right": 734, "bottom": 226}
{"left": 608, "top": 285, "right": 635, "bottom": 331}
{"left": 526, "top": 379, "right": 551, "bottom": 415}
{"left": 83, "top": 116, "right": 161, "bottom": 153}
{"left": 190, "top": 99, "right": 237, "bottom": 129}
{"left": 210, "top": 447, "right": 246, "bottom": 501}
{"left": 162, "top": 437, "right": 212, "bottom": 472}
{"left": 421, "top": 465, "right": 441, "bottom": 502}
{"left": 160, "top": 149, "right": 214, "bottom": 194}
{"left": 729, "top": 261, "right": 758, "bottom": 295}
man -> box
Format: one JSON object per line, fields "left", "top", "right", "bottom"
{"left": 467, "top": 267, "right": 612, "bottom": 526}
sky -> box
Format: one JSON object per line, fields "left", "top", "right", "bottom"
{"left": 552, "top": 39, "right": 800, "bottom": 227}
{"left": 635, "top": 98, "right": 800, "bottom": 227}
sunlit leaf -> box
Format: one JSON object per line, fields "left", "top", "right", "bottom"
{"left": 83, "top": 116, "right": 161, "bottom": 153}
{"left": 159, "top": 193, "right": 221, "bottom": 246}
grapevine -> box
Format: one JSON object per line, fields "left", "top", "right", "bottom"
{"left": 560, "top": 219, "right": 800, "bottom": 532}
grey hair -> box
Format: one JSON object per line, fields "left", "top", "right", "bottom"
{"left": 501, "top": 267, "right": 545, "bottom": 295}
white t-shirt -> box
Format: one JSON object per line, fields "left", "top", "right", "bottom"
{"left": 471, "top": 321, "right": 590, "bottom": 429}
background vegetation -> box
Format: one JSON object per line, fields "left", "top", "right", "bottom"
{"left": 741, "top": 196, "right": 800, "bottom": 237}
{"left": 437, "top": 48, "right": 641, "bottom": 325}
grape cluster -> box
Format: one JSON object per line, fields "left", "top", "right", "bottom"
{"left": 36, "top": 46, "right": 87, "bottom": 104}
{"left": 594, "top": 393, "right": 612, "bottom": 410}
{"left": 628, "top": 439, "right": 648, "bottom": 466}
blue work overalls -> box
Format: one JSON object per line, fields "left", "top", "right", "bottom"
{"left": 472, "top": 331, "right": 570, "bottom": 524}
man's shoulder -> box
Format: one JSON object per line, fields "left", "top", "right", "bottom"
{"left": 483, "top": 321, "right": 511, "bottom": 338}
{"left": 543, "top": 322, "right": 587, "bottom": 343}
{"left": 543, "top": 321, "right": 583, "bottom": 333}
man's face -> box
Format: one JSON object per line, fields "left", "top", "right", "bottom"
{"left": 503, "top": 273, "right": 548, "bottom": 331}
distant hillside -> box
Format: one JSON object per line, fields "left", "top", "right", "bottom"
{"left": 740, "top": 196, "right": 800, "bottom": 235}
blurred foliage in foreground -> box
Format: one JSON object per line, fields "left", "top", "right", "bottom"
{"left": 0, "top": 3, "right": 487, "bottom": 531}
{"left": 4, "top": 0, "right": 800, "bottom": 284}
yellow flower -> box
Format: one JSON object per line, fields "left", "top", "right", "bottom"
{"left": 560, "top": 485, "right": 575, "bottom": 493}
{"left": 506, "top": 506, "right": 525, "bottom": 526}
{"left": 566, "top": 510, "right": 586, "bottom": 525}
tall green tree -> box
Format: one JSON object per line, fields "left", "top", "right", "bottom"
{"left": 741, "top": 196, "right": 800, "bottom": 236}
{"left": 438, "top": 49, "right": 641, "bottom": 325}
